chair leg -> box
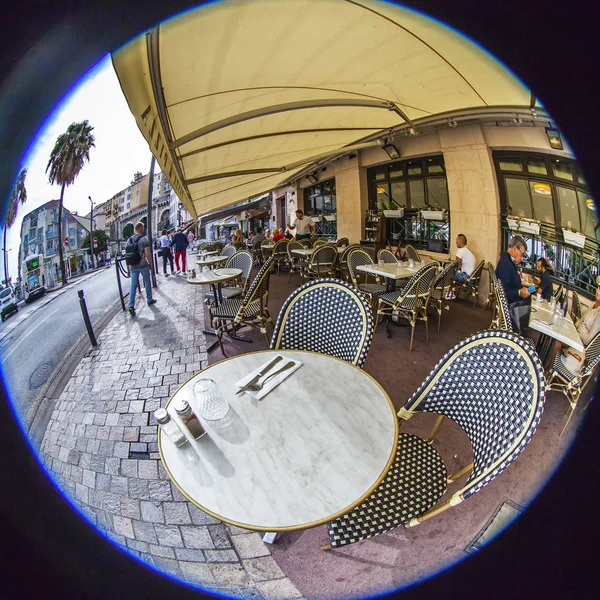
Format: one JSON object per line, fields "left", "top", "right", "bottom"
{"left": 448, "top": 461, "right": 474, "bottom": 483}
{"left": 424, "top": 316, "right": 429, "bottom": 342}
{"left": 409, "top": 322, "right": 415, "bottom": 351}
{"left": 320, "top": 544, "right": 332, "bottom": 551}
{"left": 560, "top": 401, "right": 577, "bottom": 437}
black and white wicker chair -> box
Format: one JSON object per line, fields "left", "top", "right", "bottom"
{"left": 287, "top": 241, "right": 306, "bottom": 283}
{"left": 546, "top": 329, "right": 600, "bottom": 436}
{"left": 337, "top": 243, "right": 362, "bottom": 282}
{"left": 488, "top": 268, "right": 513, "bottom": 332}
{"left": 212, "top": 258, "right": 275, "bottom": 355}
{"left": 270, "top": 278, "right": 374, "bottom": 368}
{"left": 212, "top": 241, "right": 224, "bottom": 251}
{"left": 347, "top": 248, "right": 386, "bottom": 309}
{"left": 429, "top": 261, "right": 458, "bottom": 333}
{"left": 302, "top": 244, "right": 337, "bottom": 283}
{"left": 454, "top": 259, "right": 485, "bottom": 309}
{"left": 323, "top": 330, "right": 546, "bottom": 549}
{"left": 377, "top": 248, "right": 397, "bottom": 264}
{"left": 299, "top": 238, "right": 313, "bottom": 249}
{"left": 233, "top": 242, "right": 246, "bottom": 251}
{"left": 570, "top": 290, "right": 582, "bottom": 322}
{"left": 336, "top": 237, "right": 349, "bottom": 247}
{"left": 375, "top": 262, "right": 438, "bottom": 351}
{"left": 221, "top": 244, "right": 237, "bottom": 258}
{"left": 272, "top": 238, "right": 290, "bottom": 274}
{"left": 205, "top": 250, "right": 253, "bottom": 305}
{"left": 483, "top": 262, "right": 496, "bottom": 311}
{"left": 404, "top": 244, "right": 421, "bottom": 262}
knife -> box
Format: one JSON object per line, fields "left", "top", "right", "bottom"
{"left": 236, "top": 355, "right": 283, "bottom": 395}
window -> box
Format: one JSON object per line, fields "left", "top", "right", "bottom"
{"left": 303, "top": 178, "right": 336, "bottom": 216}
{"left": 495, "top": 150, "right": 598, "bottom": 296}
{"left": 37, "top": 227, "right": 43, "bottom": 241}
{"left": 30, "top": 217, "right": 38, "bottom": 228}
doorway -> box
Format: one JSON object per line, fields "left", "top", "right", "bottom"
{"left": 278, "top": 196, "right": 286, "bottom": 229}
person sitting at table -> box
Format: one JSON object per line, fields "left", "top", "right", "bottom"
{"left": 232, "top": 229, "right": 243, "bottom": 244}
{"left": 253, "top": 228, "right": 266, "bottom": 244}
{"left": 496, "top": 234, "right": 530, "bottom": 334}
{"left": 265, "top": 229, "right": 272, "bottom": 240}
{"left": 272, "top": 227, "right": 285, "bottom": 243}
{"left": 247, "top": 232, "right": 254, "bottom": 244}
{"left": 550, "top": 278, "right": 600, "bottom": 375}
{"left": 453, "top": 234, "right": 476, "bottom": 283}
{"left": 533, "top": 257, "right": 553, "bottom": 300}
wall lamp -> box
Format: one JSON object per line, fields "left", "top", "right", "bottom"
{"left": 382, "top": 143, "right": 400, "bottom": 160}
{"left": 307, "top": 172, "right": 319, "bottom": 184}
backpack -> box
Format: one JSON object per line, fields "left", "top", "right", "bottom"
{"left": 125, "top": 234, "right": 143, "bottom": 266}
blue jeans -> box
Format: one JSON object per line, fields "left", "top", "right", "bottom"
{"left": 129, "top": 266, "right": 152, "bottom": 307}
{"left": 454, "top": 271, "right": 469, "bottom": 283}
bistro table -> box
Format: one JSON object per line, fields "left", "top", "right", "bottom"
{"left": 528, "top": 298, "right": 584, "bottom": 363}
{"left": 291, "top": 247, "right": 342, "bottom": 258}
{"left": 159, "top": 349, "right": 398, "bottom": 531}
{"left": 187, "top": 268, "right": 244, "bottom": 351}
{"left": 356, "top": 261, "right": 420, "bottom": 292}
{"left": 196, "top": 254, "right": 228, "bottom": 271}
{"left": 197, "top": 249, "right": 219, "bottom": 257}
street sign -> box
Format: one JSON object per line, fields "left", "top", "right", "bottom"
{"left": 64, "top": 236, "right": 69, "bottom": 247}
{"left": 93, "top": 237, "right": 98, "bottom": 248}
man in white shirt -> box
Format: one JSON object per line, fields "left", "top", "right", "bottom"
{"left": 453, "top": 234, "right": 476, "bottom": 283}
{"left": 287, "top": 209, "right": 316, "bottom": 240}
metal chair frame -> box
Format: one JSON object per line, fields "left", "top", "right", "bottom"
{"left": 453, "top": 259, "right": 485, "bottom": 309}
{"left": 287, "top": 241, "right": 306, "bottom": 283}
{"left": 347, "top": 248, "right": 386, "bottom": 309}
{"left": 272, "top": 238, "right": 290, "bottom": 274}
{"left": 302, "top": 244, "right": 337, "bottom": 284}
{"left": 429, "top": 261, "right": 458, "bottom": 333}
{"left": 337, "top": 243, "right": 362, "bottom": 282}
{"left": 377, "top": 248, "right": 397, "bottom": 264}
{"left": 404, "top": 244, "right": 421, "bottom": 262}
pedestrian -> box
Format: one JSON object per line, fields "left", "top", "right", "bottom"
{"left": 187, "top": 230, "right": 195, "bottom": 249}
{"left": 170, "top": 227, "right": 190, "bottom": 274}
{"left": 125, "top": 221, "right": 156, "bottom": 315}
{"left": 158, "top": 228, "right": 175, "bottom": 276}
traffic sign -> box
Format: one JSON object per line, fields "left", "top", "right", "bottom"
{"left": 93, "top": 237, "right": 98, "bottom": 248}
{"left": 64, "top": 236, "right": 69, "bottom": 247}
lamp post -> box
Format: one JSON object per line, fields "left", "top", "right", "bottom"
{"left": 88, "top": 195, "right": 95, "bottom": 269}
{"left": 1, "top": 247, "right": 12, "bottom": 286}
{"left": 177, "top": 201, "right": 183, "bottom": 227}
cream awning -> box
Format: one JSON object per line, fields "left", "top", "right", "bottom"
{"left": 112, "top": 0, "right": 533, "bottom": 219}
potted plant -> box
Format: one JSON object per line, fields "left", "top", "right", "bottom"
{"left": 506, "top": 216, "right": 541, "bottom": 236}
{"left": 562, "top": 227, "right": 586, "bottom": 248}
{"left": 383, "top": 208, "right": 404, "bottom": 218}
{"left": 420, "top": 209, "right": 447, "bottom": 221}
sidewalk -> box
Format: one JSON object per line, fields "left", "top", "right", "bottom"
{"left": 37, "top": 269, "right": 305, "bottom": 600}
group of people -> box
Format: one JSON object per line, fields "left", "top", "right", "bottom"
{"left": 229, "top": 209, "right": 317, "bottom": 245}
{"left": 451, "top": 232, "right": 600, "bottom": 376}
{"left": 158, "top": 227, "right": 191, "bottom": 276}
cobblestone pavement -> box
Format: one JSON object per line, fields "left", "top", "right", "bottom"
{"left": 38, "top": 270, "right": 305, "bottom": 600}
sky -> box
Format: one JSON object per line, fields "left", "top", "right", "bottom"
{"left": 1, "top": 54, "right": 153, "bottom": 282}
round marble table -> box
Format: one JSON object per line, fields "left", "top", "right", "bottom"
{"left": 196, "top": 254, "right": 228, "bottom": 270}
{"left": 159, "top": 350, "right": 398, "bottom": 531}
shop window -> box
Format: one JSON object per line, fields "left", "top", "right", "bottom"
{"left": 552, "top": 160, "right": 574, "bottom": 181}
{"left": 390, "top": 182, "right": 407, "bottom": 208}
{"left": 389, "top": 163, "right": 403, "bottom": 178}
{"left": 498, "top": 158, "right": 523, "bottom": 171}
{"left": 530, "top": 182, "right": 555, "bottom": 224}
{"left": 407, "top": 161, "right": 422, "bottom": 176}
{"left": 505, "top": 178, "right": 533, "bottom": 218}
{"left": 526, "top": 159, "right": 547, "bottom": 175}
{"left": 557, "top": 186, "right": 580, "bottom": 230}
{"left": 427, "top": 158, "right": 445, "bottom": 174}
{"left": 427, "top": 178, "right": 449, "bottom": 210}
{"left": 408, "top": 180, "right": 426, "bottom": 208}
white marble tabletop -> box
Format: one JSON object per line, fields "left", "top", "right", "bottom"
{"left": 196, "top": 255, "right": 228, "bottom": 266}
{"left": 291, "top": 247, "right": 341, "bottom": 257}
{"left": 528, "top": 299, "right": 584, "bottom": 351}
{"left": 198, "top": 249, "right": 219, "bottom": 256}
{"left": 186, "top": 268, "right": 241, "bottom": 285}
{"left": 356, "top": 262, "right": 420, "bottom": 280}
{"left": 261, "top": 242, "right": 275, "bottom": 248}
{"left": 159, "top": 350, "right": 398, "bottom": 531}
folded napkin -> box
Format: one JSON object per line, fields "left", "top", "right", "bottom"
{"left": 235, "top": 355, "right": 302, "bottom": 401}
{"left": 213, "top": 268, "right": 239, "bottom": 277}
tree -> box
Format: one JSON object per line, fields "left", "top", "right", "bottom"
{"left": 46, "top": 121, "right": 95, "bottom": 286}
{"left": 122, "top": 223, "right": 134, "bottom": 240}
{"left": 5, "top": 168, "right": 27, "bottom": 283}
{"left": 81, "top": 229, "right": 109, "bottom": 255}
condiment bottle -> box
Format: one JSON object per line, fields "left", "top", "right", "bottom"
{"left": 174, "top": 398, "right": 206, "bottom": 440}
{"left": 154, "top": 408, "right": 187, "bottom": 447}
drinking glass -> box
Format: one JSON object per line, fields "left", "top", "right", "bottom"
{"left": 193, "top": 378, "right": 229, "bottom": 420}
{"left": 378, "top": 259, "right": 385, "bottom": 268}
{"left": 408, "top": 259, "right": 415, "bottom": 269}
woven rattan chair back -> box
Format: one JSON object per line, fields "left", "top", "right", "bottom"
{"left": 287, "top": 240, "right": 304, "bottom": 258}
{"left": 405, "top": 244, "right": 421, "bottom": 262}
{"left": 377, "top": 249, "right": 397, "bottom": 264}
{"left": 403, "top": 329, "right": 545, "bottom": 501}
{"left": 393, "top": 262, "right": 438, "bottom": 311}
{"left": 242, "top": 257, "right": 274, "bottom": 307}
{"left": 336, "top": 237, "right": 349, "bottom": 247}
{"left": 272, "top": 238, "right": 290, "bottom": 273}
{"left": 433, "top": 261, "right": 457, "bottom": 291}
{"left": 233, "top": 242, "right": 246, "bottom": 251}
{"left": 570, "top": 290, "right": 582, "bottom": 322}
{"left": 347, "top": 248, "right": 376, "bottom": 288}
{"left": 212, "top": 241, "right": 224, "bottom": 251}
{"left": 465, "top": 259, "right": 485, "bottom": 286}
{"left": 270, "top": 278, "right": 374, "bottom": 367}
{"left": 202, "top": 244, "right": 216, "bottom": 252}
{"left": 307, "top": 244, "right": 337, "bottom": 278}
{"left": 299, "top": 238, "right": 313, "bottom": 248}
{"left": 222, "top": 245, "right": 237, "bottom": 258}
{"left": 225, "top": 250, "right": 253, "bottom": 290}
{"left": 488, "top": 268, "right": 513, "bottom": 332}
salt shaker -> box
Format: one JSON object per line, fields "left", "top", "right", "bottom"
{"left": 174, "top": 398, "right": 206, "bottom": 440}
{"left": 154, "top": 408, "right": 187, "bottom": 447}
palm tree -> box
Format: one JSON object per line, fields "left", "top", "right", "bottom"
{"left": 46, "top": 120, "right": 95, "bottom": 286}
{"left": 5, "top": 168, "right": 27, "bottom": 284}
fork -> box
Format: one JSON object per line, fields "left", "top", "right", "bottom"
{"left": 236, "top": 355, "right": 283, "bottom": 395}
{"left": 243, "top": 361, "right": 296, "bottom": 406}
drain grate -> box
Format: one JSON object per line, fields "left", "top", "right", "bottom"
{"left": 30, "top": 363, "right": 54, "bottom": 389}
{"left": 465, "top": 498, "right": 524, "bottom": 554}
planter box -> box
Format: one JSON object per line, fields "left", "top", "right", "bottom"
{"left": 421, "top": 210, "right": 446, "bottom": 221}
{"left": 562, "top": 228, "right": 586, "bottom": 248}
{"left": 324, "top": 214, "right": 337, "bottom": 222}
{"left": 507, "top": 217, "right": 541, "bottom": 236}
{"left": 383, "top": 209, "right": 405, "bottom": 218}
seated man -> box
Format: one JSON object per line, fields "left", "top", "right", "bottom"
{"left": 533, "top": 257, "right": 553, "bottom": 300}
{"left": 453, "top": 234, "right": 476, "bottom": 283}
{"left": 496, "top": 234, "right": 531, "bottom": 334}
{"left": 253, "top": 228, "right": 266, "bottom": 244}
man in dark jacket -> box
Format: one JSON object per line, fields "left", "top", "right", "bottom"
{"left": 496, "top": 234, "right": 530, "bottom": 333}
{"left": 170, "top": 227, "right": 190, "bottom": 274}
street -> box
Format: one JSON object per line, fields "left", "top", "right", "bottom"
{"left": 0, "top": 267, "right": 119, "bottom": 432}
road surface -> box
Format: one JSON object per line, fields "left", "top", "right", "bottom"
{"left": 0, "top": 267, "right": 120, "bottom": 432}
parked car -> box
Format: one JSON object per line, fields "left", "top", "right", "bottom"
{"left": 0, "top": 286, "right": 18, "bottom": 321}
